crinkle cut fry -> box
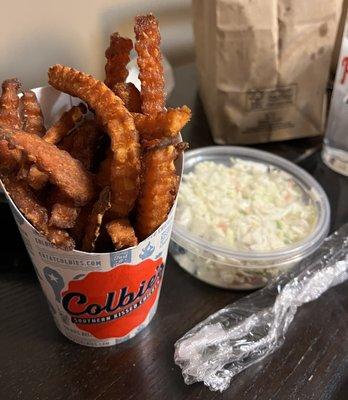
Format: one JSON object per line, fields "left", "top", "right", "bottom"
{"left": 2, "top": 176, "right": 75, "bottom": 250}
{"left": 48, "top": 65, "right": 141, "bottom": 217}
{"left": 81, "top": 187, "right": 111, "bottom": 252}
{"left": 113, "top": 82, "right": 141, "bottom": 113}
{"left": 17, "top": 90, "right": 45, "bottom": 181}
{"left": 105, "top": 33, "right": 133, "bottom": 88}
{"left": 0, "top": 127, "right": 96, "bottom": 206}
{"left": 106, "top": 218, "right": 138, "bottom": 250}
{"left": 26, "top": 103, "right": 87, "bottom": 190}
{"left": 22, "top": 90, "right": 45, "bottom": 136}
{"left": 135, "top": 14, "right": 165, "bottom": 115}
{"left": 136, "top": 144, "right": 181, "bottom": 240}
{"left": 48, "top": 65, "right": 134, "bottom": 129}
{"left": 0, "top": 79, "right": 22, "bottom": 172}
{"left": 134, "top": 106, "right": 191, "bottom": 140}
{"left": 0, "top": 79, "right": 21, "bottom": 129}
{"left": 111, "top": 82, "right": 190, "bottom": 138}
{"left": 107, "top": 118, "right": 140, "bottom": 216}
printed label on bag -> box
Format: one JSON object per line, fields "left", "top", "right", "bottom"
{"left": 246, "top": 85, "right": 297, "bottom": 111}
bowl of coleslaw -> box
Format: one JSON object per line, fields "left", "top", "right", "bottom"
{"left": 170, "top": 146, "right": 330, "bottom": 290}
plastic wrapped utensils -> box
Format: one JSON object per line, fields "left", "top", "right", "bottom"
{"left": 174, "top": 224, "right": 348, "bottom": 392}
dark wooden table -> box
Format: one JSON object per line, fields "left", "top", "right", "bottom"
{"left": 0, "top": 64, "right": 347, "bottom": 400}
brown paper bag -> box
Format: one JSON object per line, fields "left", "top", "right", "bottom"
{"left": 192, "top": 0, "right": 343, "bottom": 144}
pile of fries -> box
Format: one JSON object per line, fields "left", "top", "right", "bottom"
{"left": 0, "top": 14, "right": 190, "bottom": 253}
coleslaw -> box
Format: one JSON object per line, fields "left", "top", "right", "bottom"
{"left": 175, "top": 159, "right": 318, "bottom": 252}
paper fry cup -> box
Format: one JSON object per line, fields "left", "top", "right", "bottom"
{"left": 2, "top": 86, "right": 183, "bottom": 347}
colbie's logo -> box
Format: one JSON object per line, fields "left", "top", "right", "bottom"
{"left": 62, "top": 259, "right": 164, "bottom": 339}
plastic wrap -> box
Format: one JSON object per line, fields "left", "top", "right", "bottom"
{"left": 174, "top": 224, "right": 348, "bottom": 392}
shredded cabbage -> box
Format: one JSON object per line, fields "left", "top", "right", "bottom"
{"left": 176, "top": 159, "right": 317, "bottom": 252}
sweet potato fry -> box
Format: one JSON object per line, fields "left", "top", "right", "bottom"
{"left": 25, "top": 103, "right": 87, "bottom": 190}
{"left": 105, "top": 33, "right": 133, "bottom": 88}
{"left": 0, "top": 79, "right": 22, "bottom": 172}
{"left": 0, "top": 79, "right": 21, "bottom": 129}
{"left": 48, "top": 65, "right": 140, "bottom": 216}
{"left": 135, "top": 144, "right": 182, "bottom": 240}
{"left": 81, "top": 187, "right": 111, "bottom": 252}
{"left": 3, "top": 176, "right": 48, "bottom": 225}
{"left": 17, "top": 91, "right": 45, "bottom": 182}
{"left": 111, "top": 83, "right": 190, "bottom": 138}
{"left": 134, "top": 14, "right": 165, "bottom": 115}
{"left": 134, "top": 106, "right": 191, "bottom": 140}
{"left": 48, "top": 188, "right": 80, "bottom": 229}
{"left": 48, "top": 66, "right": 131, "bottom": 127}
{"left": 43, "top": 103, "right": 86, "bottom": 144}
{"left": 58, "top": 119, "right": 102, "bottom": 170}
{"left": 0, "top": 128, "right": 96, "bottom": 206}
{"left": 50, "top": 121, "right": 101, "bottom": 227}
{"left": 106, "top": 218, "right": 138, "bottom": 250}
{"left": 113, "top": 82, "right": 141, "bottom": 113}
{"left": 0, "top": 141, "right": 19, "bottom": 173}
{"left": 21, "top": 90, "right": 45, "bottom": 136}
{"left": 26, "top": 165, "right": 49, "bottom": 190}
{"left": 50, "top": 200, "right": 79, "bottom": 229}
{"left": 2, "top": 176, "right": 74, "bottom": 250}
{"left": 107, "top": 118, "right": 141, "bottom": 216}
